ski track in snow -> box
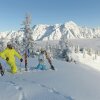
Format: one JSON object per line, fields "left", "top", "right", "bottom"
{"left": 5, "top": 75, "right": 75, "bottom": 100}
{"left": 38, "top": 84, "right": 74, "bottom": 100}
{"left": 22, "top": 78, "right": 75, "bottom": 100}
{"left": 6, "top": 80, "right": 25, "bottom": 100}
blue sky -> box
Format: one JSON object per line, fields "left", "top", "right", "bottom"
{"left": 0, "top": 0, "right": 100, "bottom": 31}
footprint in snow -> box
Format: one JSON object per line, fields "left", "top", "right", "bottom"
{"left": 9, "top": 81, "right": 23, "bottom": 91}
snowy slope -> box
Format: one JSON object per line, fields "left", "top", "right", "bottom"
{"left": 0, "top": 21, "right": 100, "bottom": 41}
{"left": 35, "top": 38, "right": 100, "bottom": 71}
{"left": 0, "top": 57, "right": 100, "bottom": 100}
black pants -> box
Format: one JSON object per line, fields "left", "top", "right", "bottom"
{"left": 0, "top": 63, "right": 4, "bottom": 76}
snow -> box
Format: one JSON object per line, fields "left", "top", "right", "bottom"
{"left": 0, "top": 57, "right": 100, "bottom": 100}
{"left": 75, "top": 52, "right": 100, "bottom": 71}
{"left": 35, "top": 38, "right": 100, "bottom": 71}
{"left": 0, "top": 21, "right": 100, "bottom": 41}
{"left": 1, "top": 21, "right": 100, "bottom": 100}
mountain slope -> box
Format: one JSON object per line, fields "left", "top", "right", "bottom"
{"left": 0, "top": 58, "right": 100, "bottom": 100}
{"left": 0, "top": 21, "right": 100, "bottom": 41}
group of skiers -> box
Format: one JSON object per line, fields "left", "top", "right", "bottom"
{"left": 0, "top": 42, "right": 55, "bottom": 76}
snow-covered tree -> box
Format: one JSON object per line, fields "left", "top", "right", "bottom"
{"left": 63, "top": 40, "right": 73, "bottom": 62}
{"left": 83, "top": 48, "right": 86, "bottom": 58}
{"left": 59, "top": 39, "right": 75, "bottom": 61}
{"left": 96, "top": 50, "right": 100, "bottom": 56}
{"left": 21, "top": 14, "right": 34, "bottom": 55}
{"left": 0, "top": 40, "right": 4, "bottom": 51}
{"left": 87, "top": 48, "right": 93, "bottom": 56}
{"left": 94, "top": 51, "right": 97, "bottom": 60}
{"left": 75, "top": 45, "right": 80, "bottom": 53}
{"left": 65, "top": 46, "right": 73, "bottom": 62}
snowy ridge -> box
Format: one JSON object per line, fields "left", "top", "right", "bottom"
{"left": 0, "top": 21, "right": 100, "bottom": 41}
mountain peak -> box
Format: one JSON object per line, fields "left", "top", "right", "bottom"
{"left": 64, "top": 21, "right": 78, "bottom": 28}
{"left": 0, "top": 21, "right": 100, "bottom": 41}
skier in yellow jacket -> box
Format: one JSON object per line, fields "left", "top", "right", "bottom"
{"left": 0, "top": 42, "right": 23, "bottom": 74}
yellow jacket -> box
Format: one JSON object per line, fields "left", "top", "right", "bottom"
{"left": 0, "top": 48, "right": 22, "bottom": 63}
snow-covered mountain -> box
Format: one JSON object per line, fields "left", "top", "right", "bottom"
{"left": 0, "top": 21, "right": 100, "bottom": 41}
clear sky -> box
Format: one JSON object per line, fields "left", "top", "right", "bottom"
{"left": 0, "top": 0, "right": 100, "bottom": 31}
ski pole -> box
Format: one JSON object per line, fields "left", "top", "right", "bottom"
{"left": 19, "top": 62, "right": 22, "bottom": 72}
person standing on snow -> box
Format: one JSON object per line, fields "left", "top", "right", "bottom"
{"left": 35, "top": 49, "right": 46, "bottom": 70}
{"left": 0, "top": 42, "right": 23, "bottom": 74}
{"left": 45, "top": 50, "right": 55, "bottom": 70}
{"left": 35, "top": 48, "right": 55, "bottom": 70}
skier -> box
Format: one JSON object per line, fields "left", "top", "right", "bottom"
{"left": 0, "top": 42, "right": 23, "bottom": 74}
{"left": 35, "top": 48, "right": 46, "bottom": 70}
{"left": 23, "top": 49, "right": 30, "bottom": 71}
{"left": 45, "top": 50, "right": 55, "bottom": 70}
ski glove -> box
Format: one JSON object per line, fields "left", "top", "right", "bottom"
{"left": 20, "top": 58, "right": 23, "bottom": 62}
{"left": 6, "top": 57, "right": 9, "bottom": 61}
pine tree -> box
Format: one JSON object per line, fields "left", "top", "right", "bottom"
{"left": 75, "top": 45, "right": 80, "bottom": 53}
{"left": 87, "top": 48, "right": 92, "bottom": 56}
{"left": 20, "top": 14, "right": 34, "bottom": 71}
{"left": 21, "top": 14, "right": 35, "bottom": 52}
{"left": 83, "top": 48, "right": 86, "bottom": 58}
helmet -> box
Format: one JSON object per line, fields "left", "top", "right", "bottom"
{"left": 7, "top": 42, "right": 12, "bottom": 46}
{"left": 40, "top": 48, "right": 45, "bottom": 53}
{"left": 40, "top": 48, "right": 45, "bottom": 52}
{"left": 7, "top": 42, "right": 13, "bottom": 49}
